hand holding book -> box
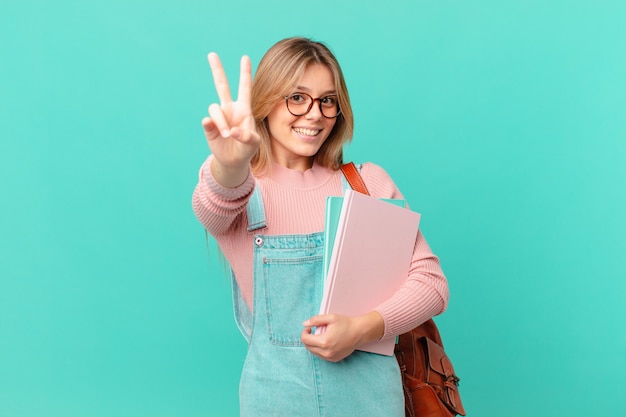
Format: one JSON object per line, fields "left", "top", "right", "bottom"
{"left": 300, "top": 311, "right": 385, "bottom": 362}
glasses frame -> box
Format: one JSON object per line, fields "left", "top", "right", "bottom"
{"left": 283, "top": 92, "right": 342, "bottom": 119}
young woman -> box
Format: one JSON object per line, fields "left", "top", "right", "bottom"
{"left": 192, "top": 37, "right": 449, "bottom": 416}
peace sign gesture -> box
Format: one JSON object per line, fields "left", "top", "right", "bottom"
{"left": 202, "top": 53, "right": 260, "bottom": 187}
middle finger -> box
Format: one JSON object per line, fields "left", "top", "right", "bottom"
{"left": 237, "top": 55, "right": 252, "bottom": 107}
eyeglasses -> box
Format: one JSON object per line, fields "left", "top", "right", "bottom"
{"left": 284, "top": 92, "right": 341, "bottom": 119}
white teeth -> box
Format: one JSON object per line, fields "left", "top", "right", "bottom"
{"left": 293, "top": 127, "right": 320, "bottom": 136}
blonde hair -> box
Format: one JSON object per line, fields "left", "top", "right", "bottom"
{"left": 250, "top": 37, "right": 354, "bottom": 175}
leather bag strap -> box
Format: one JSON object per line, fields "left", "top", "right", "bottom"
{"left": 340, "top": 162, "right": 370, "bottom": 196}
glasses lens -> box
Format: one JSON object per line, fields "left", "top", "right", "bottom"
{"left": 319, "top": 96, "right": 339, "bottom": 118}
{"left": 286, "top": 94, "right": 312, "bottom": 116}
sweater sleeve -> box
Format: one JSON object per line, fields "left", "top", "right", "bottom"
{"left": 359, "top": 163, "right": 450, "bottom": 340}
{"left": 191, "top": 155, "right": 256, "bottom": 237}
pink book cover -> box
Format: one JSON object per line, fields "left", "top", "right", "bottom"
{"left": 317, "top": 189, "right": 421, "bottom": 355}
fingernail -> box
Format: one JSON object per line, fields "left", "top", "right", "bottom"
{"left": 221, "top": 129, "right": 230, "bottom": 138}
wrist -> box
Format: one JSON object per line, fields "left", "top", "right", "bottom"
{"left": 354, "top": 311, "right": 385, "bottom": 345}
{"left": 210, "top": 158, "right": 251, "bottom": 188}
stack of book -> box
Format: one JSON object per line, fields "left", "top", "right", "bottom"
{"left": 316, "top": 189, "right": 421, "bottom": 355}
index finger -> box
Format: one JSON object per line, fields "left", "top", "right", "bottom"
{"left": 208, "top": 52, "right": 233, "bottom": 105}
{"left": 236, "top": 55, "right": 253, "bottom": 107}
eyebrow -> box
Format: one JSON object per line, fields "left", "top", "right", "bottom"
{"left": 294, "top": 86, "right": 337, "bottom": 95}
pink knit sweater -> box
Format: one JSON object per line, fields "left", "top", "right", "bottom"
{"left": 192, "top": 155, "right": 449, "bottom": 340}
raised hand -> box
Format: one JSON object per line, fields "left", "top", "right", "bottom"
{"left": 202, "top": 53, "right": 260, "bottom": 187}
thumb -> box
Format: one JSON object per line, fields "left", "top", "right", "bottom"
{"left": 230, "top": 125, "right": 260, "bottom": 145}
{"left": 303, "top": 314, "right": 333, "bottom": 327}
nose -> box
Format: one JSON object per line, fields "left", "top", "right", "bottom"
{"left": 305, "top": 99, "right": 324, "bottom": 120}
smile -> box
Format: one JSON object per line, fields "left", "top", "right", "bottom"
{"left": 293, "top": 127, "right": 321, "bottom": 137}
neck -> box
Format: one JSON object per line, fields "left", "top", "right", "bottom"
{"left": 273, "top": 155, "right": 315, "bottom": 172}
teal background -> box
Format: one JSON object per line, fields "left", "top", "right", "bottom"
{"left": 1, "top": 0, "right": 625, "bottom": 416}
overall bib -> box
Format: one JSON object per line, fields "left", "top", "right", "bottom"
{"left": 232, "top": 180, "right": 404, "bottom": 417}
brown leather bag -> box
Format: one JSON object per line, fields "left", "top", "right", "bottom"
{"left": 341, "top": 162, "right": 466, "bottom": 417}
{"left": 394, "top": 321, "right": 466, "bottom": 417}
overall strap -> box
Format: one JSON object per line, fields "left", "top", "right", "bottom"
{"left": 246, "top": 186, "right": 267, "bottom": 231}
{"left": 236, "top": 184, "right": 266, "bottom": 342}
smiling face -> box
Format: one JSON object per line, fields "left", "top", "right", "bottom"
{"left": 266, "top": 64, "right": 338, "bottom": 171}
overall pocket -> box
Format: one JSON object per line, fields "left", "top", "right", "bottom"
{"left": 262, "top": 255, "right": 323, "bottom": 346}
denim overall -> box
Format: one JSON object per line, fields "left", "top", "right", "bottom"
{"left": 231, "top": 173, "right": 404, "bottom": 416}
